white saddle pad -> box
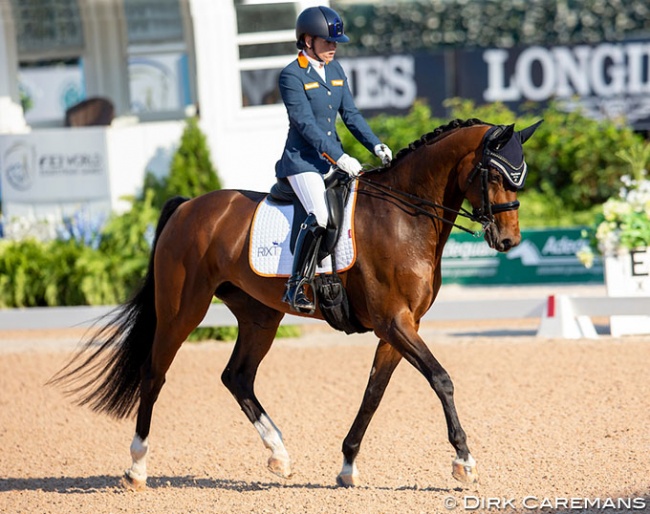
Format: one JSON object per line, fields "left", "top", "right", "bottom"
{"left": 249, "top": 184, "right": 358, "bottom": 277}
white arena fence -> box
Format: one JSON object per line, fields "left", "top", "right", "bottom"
{"left": 1, "top": 295, "right": 649, "bottom": 339}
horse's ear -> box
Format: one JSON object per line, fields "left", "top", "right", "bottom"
{"left": 518, "top": 119, "right": 543, "bottom": 144}
{"left": 489, "top": 124, "right": 515, "bottom": 150}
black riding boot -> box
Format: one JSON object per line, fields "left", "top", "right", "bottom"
{"left": 282, "top": 213, "right": 325, "bottom": 314}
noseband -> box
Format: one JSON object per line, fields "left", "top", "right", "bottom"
{"left": 465, "top": 159, "right": 520, "bottom": 229}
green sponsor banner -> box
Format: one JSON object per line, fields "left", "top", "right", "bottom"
{"left": 441, "top": 228, "right": 604, "bottom": 285}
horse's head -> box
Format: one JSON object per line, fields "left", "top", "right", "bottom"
{"left": 460, "top": 120, "right": 542, "bottom": 252}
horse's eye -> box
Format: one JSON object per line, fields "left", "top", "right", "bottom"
{"left": 489, "top": 171, "right": 502, "bottom": 183}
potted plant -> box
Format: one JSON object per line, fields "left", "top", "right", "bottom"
{"left": 576, "top": 141, "right": 650, "bottom": 335}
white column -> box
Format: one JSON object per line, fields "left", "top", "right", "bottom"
{"left": 0, "top": 2, "right": 27, "bottom": 133}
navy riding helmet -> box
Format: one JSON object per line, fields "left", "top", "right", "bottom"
{"left": 295, "top": 6, "right": 349, "bottom": 49}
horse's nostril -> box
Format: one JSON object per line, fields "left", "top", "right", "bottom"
{"left": 501, "top": 239, "right": 513, "bottom": 251}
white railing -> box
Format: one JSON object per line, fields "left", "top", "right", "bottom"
{"left": 1, "top": 295, "right": 649, "bottom": 339}
{"left": 0, "top": 298, "right": 545, "bottom": 331}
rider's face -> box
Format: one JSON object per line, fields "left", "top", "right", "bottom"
{"left": 305, "top": 36, "right": 337, "bottom": 63}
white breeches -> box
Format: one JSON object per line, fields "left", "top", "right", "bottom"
{"left": 287, "top": 171, "right": 329, "bottom": 228}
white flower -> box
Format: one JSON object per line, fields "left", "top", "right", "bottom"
{"left": 576, "top": 246, "right": 595, "bottom": 268}
{"left": 602, "top": 198, "right": 631, "bottom": 221}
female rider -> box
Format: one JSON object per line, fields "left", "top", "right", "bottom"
{"left": 276, "top": 5, "right": 392, "bottom": 313}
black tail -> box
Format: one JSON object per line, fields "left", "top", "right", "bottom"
{"left": 49, "top": 196, "right": 189, "bottom": 419}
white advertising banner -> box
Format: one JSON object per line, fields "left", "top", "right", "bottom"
{"left": 0, "top": 128, "right": 110, "bottom": 207}
{"left": 604, "top": 248, "right": 650, "bottom": 336}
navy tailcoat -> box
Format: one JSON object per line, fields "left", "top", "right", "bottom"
{"left": 275, "top": 53, "right": 381, "bottom": 178}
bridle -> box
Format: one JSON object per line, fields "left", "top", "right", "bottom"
{"left": 353, "top": 128, "right": 522, "bottom": 236}
{"left": 465, "top": 159, "right": 520, "bottom": 225}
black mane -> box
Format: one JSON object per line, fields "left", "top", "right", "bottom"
{"left": 367, "top": 118, "right": 491, "bottom": 173}
{"left": 393, "top": 118, "right": 489, "bottom": 163}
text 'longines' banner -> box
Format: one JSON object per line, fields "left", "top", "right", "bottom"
{"left": 453, "top": 40, "right": 650, "bottom": 130}
{"left": 241, "top": 39, "right": 650, "bottom": 130}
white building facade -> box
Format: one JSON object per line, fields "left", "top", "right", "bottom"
{"left": 0, "top": 0, "right": 324, "bottom": 221}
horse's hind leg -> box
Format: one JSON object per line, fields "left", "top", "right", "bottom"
{"left": 219, "top": 288, "right": 290, "bottom": 478}
{"left": 337, "top": 339, "right": 402, "bottom": 487}
{"left": 124, "top": 287, "right": 215, "bottom": 490}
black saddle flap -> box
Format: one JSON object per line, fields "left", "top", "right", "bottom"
{"left": 269, "top": 173, "right": 353, "bottom": 257}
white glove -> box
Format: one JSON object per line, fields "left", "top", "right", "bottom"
{"left": 336, "top": 153, "right": 363, "bottom": 177}
{"left": 374, "top": 143, "right": 393, "bottom": 165}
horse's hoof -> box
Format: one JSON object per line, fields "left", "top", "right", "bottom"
{"left": 122, "top": 470, "right": 147, "bottom": 491}
{"left": 336, "top": 472, "right": 360, "bottom": 488}
{"left": 267, "top": 456, "right": 292, "bottom": 479}
{"left": 452, "top": 456, "right": 479, "bottom": 484}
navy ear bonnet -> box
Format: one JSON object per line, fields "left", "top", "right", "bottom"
{"left": 482, "top": 120, "right": 542, "bottom": 190}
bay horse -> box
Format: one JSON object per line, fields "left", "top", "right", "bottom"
{"left": 51, "top": 118, "right": 541, "bottom": 490}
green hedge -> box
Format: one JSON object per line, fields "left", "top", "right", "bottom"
{"left": 339, "top": 99, "right": 646, "bottom": 228}
{"left": 0, "top": 118, "right": 298, "bottom": 341}
{"left": 334, "top": 0, "right": 650, "bottom": 56}
{"left": 1, "top": 107, "right": 647, "bottom": 309}
{"left": 0, "top": 191, "right": 159, "bottom": 308}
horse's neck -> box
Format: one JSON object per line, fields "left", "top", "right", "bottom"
{"left": 384, "top": 142, "right": 460, "bottom": 206}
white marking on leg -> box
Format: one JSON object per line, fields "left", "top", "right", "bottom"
{"left": 452, "top": 452, "right": 479, "bottom": 483}
{"left": 453, "top": 454, "right": 476, "bottom": 467}
{"left": 127, "top": 434, "right": 149, "bottom": 482}
{"left": 340, "top": 458, "right": 359, "bottom": 480}
{"left": 337, "top": 457, "right": 360, "bottom": 486}
{"left": 253, "top": 413, "right": 290, "bottom": 463}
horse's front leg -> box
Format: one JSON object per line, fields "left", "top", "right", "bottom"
{"left": 379, "top": 314, "right": 479, "bottom": 485}
{"left": 338, "top": 339, "right": 402, "bottom": 487}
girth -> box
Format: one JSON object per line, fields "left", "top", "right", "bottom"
{"left": 269, "top": 172, "right": 353, "bottom": 260}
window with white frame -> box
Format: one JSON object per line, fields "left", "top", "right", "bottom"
{"left": 12, "top": 0, "right": 84, "bottom": 55}
{"left": 124, "top": 0, "right": 194, "bottom": 116}
{"left": 11, "top": 0, "right": 86, "bottom": 125}
{"left": 235, "top": 0, "right": 302, "bottom": 108}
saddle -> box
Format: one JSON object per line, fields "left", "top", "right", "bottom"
{"left": 269, "top": 171, "right": 353, "bottom": 261}
{"left": 269, "top": 172, "right": 368, "bottom": 335}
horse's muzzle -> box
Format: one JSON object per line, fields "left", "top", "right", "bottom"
{"left": 483, "top": 222, "right": 520, "bottom": 252}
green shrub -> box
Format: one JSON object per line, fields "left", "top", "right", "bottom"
{"left": 187, "top": 325, "right": 301, "bottom": 342}
{"left": 340, "top": 99, "right": 646, "bottom": 227}
{"left": 145, "top": 117, "right": 222, "bottom": 209}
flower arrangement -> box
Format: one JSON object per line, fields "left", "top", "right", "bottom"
{"left": 0, "top": 207, "right": 105, "bottom": 248}
{"left": 577, "top": 142, "right": 650, "bottom": 268}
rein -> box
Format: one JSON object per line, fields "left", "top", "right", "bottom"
{"left": 353, "top": 125, "right": 522, "bottom": 236}
{"left": 354, "top": 172, "right": 483, "bottom": 236}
